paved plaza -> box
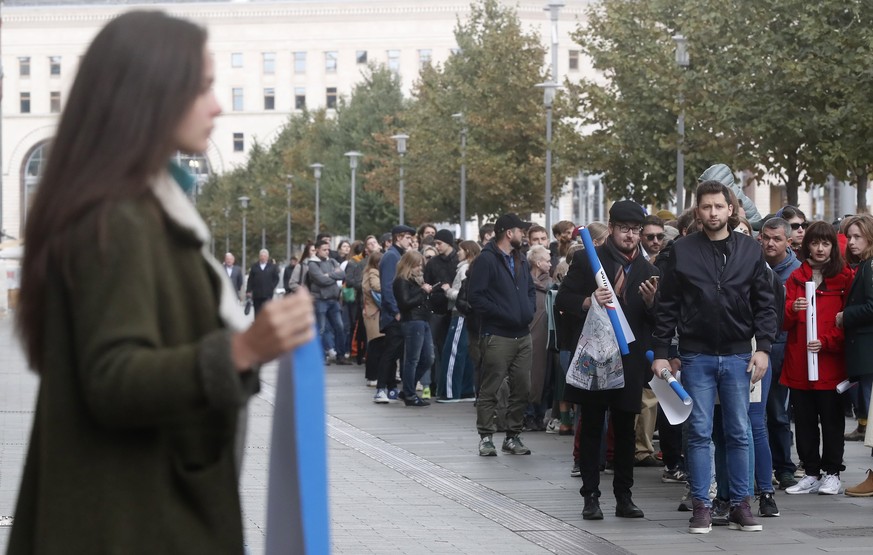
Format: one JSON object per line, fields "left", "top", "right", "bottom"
{"left": 1, "top": 316, "right": 872, "bottom": 554}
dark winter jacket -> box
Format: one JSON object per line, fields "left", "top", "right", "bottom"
{"left": 770, "top": 248, "right": 802, "bottom": 344}
{"left": 424, "top": 250, "right": 458, "bottom": 314}
{"left": 652, "top": 231, "right": 777, "bottom": 359}
{"left": 379, "top": 244, "right": 405, "bottom": 331}
{"left": 845, "top": 258, "right": 873, "bottom": 380}
{"left": 393, "top": 278, "right": 432, "bottom": 322}
{"left": 467, "top": 241, "right": 535, "bottom": 337}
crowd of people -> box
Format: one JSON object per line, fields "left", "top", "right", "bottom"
{"left": 222, "top": 162, "right": 873, "bottom": 536}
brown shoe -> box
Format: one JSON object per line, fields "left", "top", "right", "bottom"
{"left": 845, "top": 469, "right": 873, "bottom": 497}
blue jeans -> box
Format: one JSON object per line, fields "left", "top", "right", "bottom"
{"left": 766, "top": 342, "right": 796, "bottom": 475}
{"left": 682, "top": 352, "right": 752, "bottom": 506}
{"left": 401, "top": 320, "right": 434, "bottom": 398}
{"left": 315, "top": 299, "right": 346, "bottom": 358}
{"left": 749, "top": 361, "right": 774, "bottom": 492}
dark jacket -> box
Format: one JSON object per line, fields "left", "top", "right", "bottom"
{"left": 307, "top": 256, "right": 345, "bottom": 300}
{"left": 246, "top": 261, "right": 279, "bottom": 300}
{"left": 781, "top": 261, "right": 853, "bottom": 390}
{"left": 770, "top": 248, "right": 802, "bottom": 344}
{"left": 845, "top": 258, "right": 873, "bottom": 380}
{"left": 379, "top": 244, "right": 405, "bottom": 331}
{"left": 424, "top": 250, "right": 458, "bottom": 314}
{"left": 467, "top": 241, "right": 535, "bottom": 337}
{"left": 393, "top": 278, "right": 432, "bottom": 322}
{"left": 555, "top": 240, "right": 658, "bottom": 413}
{"left": 653, "top": 231, "right": 777, "bottom": 359}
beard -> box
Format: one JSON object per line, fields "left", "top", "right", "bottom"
{"left": 701, "top": 218, "right": 728, "bottom": 233}
{"left": 510, "top": 237, "right": 523, "bottom": 249}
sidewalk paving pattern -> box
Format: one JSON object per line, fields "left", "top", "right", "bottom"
{"left": 1, "top": 317, "right": 872, "bottom": 553}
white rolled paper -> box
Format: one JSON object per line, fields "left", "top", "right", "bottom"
{"left": 805, "top": 281, "right": 818, "bottom": 381}
{"left": 836, "top": 380, "right": 856, "bottom": 394}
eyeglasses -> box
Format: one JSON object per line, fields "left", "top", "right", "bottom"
{"left": 645, "top": 233, "right": 665, "bottom": 241}
{"left": 790, "top": 222, "right": 810, "bottom": 230}
{"left": 616, "top": 224, "right": 643, "bottom": 234}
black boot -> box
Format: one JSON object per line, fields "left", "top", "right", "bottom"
{"left": 582, "top": 493, "right": 603, "bottom": 520}
{"left": 615, "top": 494, "right": 644, "bottom": 518}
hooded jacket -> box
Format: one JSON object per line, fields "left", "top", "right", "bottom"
{"left": 467, "top": 241, "right": 535, "bottom": 337}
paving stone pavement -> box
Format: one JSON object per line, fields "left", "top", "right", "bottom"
{"left": 1, "top": 314, "right": 873, "bottom": 553}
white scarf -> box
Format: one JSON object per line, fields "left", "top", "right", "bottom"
{"left": 150, "top": 171, "right": 249, "bottom": 332}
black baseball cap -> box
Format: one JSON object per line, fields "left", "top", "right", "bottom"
{"left": 494, "top": 213, "right": 532, "bottom": 235}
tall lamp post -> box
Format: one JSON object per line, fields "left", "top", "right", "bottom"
{"left": 238, "top": 195, "right": 250, "bottom": 273}
{"left": 536, "top": 82, "right": 560, "bottom": 233}
{"left": 545, "top": 1, "right": 565, "bottom": 86}
{"left": 260, "top": 188, "right": 266, "bottom": 250}
{"left": 452, "top": 113, "right": 467, "bottom": 239}
{"left": 310, "top": 163, "right": 324, "bottom": 237}
{"left": 345, "top": 151, "right": 362, "bottom": 241}
{"left": 673, "top": 34, "right": 690, "bottom": 210}
{"left": 224, "top": 206, "right": 230, "bottom": 254}
{"left": 390, "top": 134, "right": 409, "bottom": 225}
{"left": 285, "top": 175, "right": 293, "bottom": 263}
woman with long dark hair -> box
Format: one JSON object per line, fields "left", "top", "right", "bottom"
{"left": 10, "top": 12, "right": 314, "bottom": 554}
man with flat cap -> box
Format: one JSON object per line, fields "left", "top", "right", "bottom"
{"left": 468, "top": 213, "right": 536, "bottom": 456}
{"left": 555, "top": 200, "right": 658, "bottom": 521}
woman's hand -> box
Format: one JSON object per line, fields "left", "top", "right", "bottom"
{"left": 836, "top": 311, "right": 844, "bottom": 328}
{"left": 807, "top": 340, "right": 822, "bottom": 353}
{"left": 793, "top": 297, "right": 808, "bottom": 312}
{"left": 231, "top": 288, "right": 316, "bottom": 372}
{"left": 421, "top": 283, "right": 433, "bottom": 294}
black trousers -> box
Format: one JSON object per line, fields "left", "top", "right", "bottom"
{"left": 791, "top": 388, "right": 846, "bottom": 475}
{"left": 376, "top": 322, "right": 403, "bottom": 390}
{"left": 656, "top": 405, "right": 684, "bottom": 470}
{"left": 579, "top": 402, "right": 636, "bottom": 498}
{"left": 253, "top": 297, "right": 270, "bottom": 316}
{"left": 365, "top": 336, "right": 385, "bottom": 381}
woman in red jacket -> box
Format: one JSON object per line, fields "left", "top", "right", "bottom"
{"left": 782, "top": 221, "right": 854, "bottom": 496}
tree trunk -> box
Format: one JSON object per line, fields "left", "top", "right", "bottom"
{"left": 857, "top": 169, "right": 869, "bottom": 214}
{"left": 784, "top": 150, "right": 800, "bottom": 208}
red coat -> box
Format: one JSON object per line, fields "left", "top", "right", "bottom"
{"left": 781, "top": 261, "right": 854, "bottom": 390}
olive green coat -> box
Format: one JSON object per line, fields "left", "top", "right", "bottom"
{"left": 8, "top": 195, "right": 257, "bottom": 555}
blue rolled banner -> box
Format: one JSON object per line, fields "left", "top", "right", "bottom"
{"left": 266, "top": 329, "right": 330, "bottom": 555}
{"left": 645, "top": 350, "right": 692, "bottom": 406}
{"left": 579, "top": 227, "right": 632, "bottom": 355}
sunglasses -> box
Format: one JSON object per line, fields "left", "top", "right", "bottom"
{"left": 790, "top": 222, "right": 810, "bottom": 230}
{"left": 645, "top": 233, "right": 665, "bottom": 241}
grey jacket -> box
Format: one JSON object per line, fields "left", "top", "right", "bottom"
{"left": 307, "top": 256, "right": 345, "bottom": 300}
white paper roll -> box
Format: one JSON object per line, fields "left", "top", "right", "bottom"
{"left": 805, "top": 281, "right": 818, "bottom": 381}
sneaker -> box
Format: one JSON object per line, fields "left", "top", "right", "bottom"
{"left": 635, "top": 455, "right": 661, "bottom": 467}
{"left": 845, "top": 469, "right": 873, "bottom": 497}
{"left": 366, "top": 380, "right": 377, "bottom": 387}
{"left": 708, "top": 482, "right": 718, "bottom": 500}
{"left": 387, "top": 389, "right": 399, "bottom": 401}
{"left": 545, "top": 418, "right": 560, "bottom": 434}
{"left": 334, "top": 356, "right": 352, "bottom": 366}
{"left": 416, "top": 381, "right": 424, "bottom": 392}
{"left": 502, "top": 435, "right": 531, "bottom": 455}
{"left": 846, "top": 426, "right": 866, "bottom": 441}
{"left": 758, "top": 492, "right": 780, "bottom": 517}
{"left": 688, "top": 499, "right": 712, "bottom": 534}
{"left": 818, "top": 473, "right": 841, "bottom": 495}
{"left": 711, "top": 498, "right": 730, "bottom": 526}
{"left": 373, "top": 389, "right": 389, "bottom": 404}
{"left": 478, "top": 435, "right": 497, "bottom": 457}
{"left": 420, "top": 387, "right": 431, "bottom": 400}
{"left": 786, "top": 474, "right": 821, "bottom": 494}
{"left": 777, "top": 471, "right": 798, "bottom": 489}
{"left": 677, "top": 484, "right": 693, "bottom": 512}
{"left": 403, "top": 395, "right": 430, "bottom": 407}
{"left": 794, "top": 463, "right": 805, "bottom": 479}
{"left": 728, "top": 497, "right": 763, "bottom": 531}
{"left": 604, "top": 460, "right": 615, "bottom": 474}
{"left": 436, "top": 397, "right": 461, "bottom": 403}
{"left": 570, "top": 463, "right": 581, "bottom": 477}
{"left": 326, "top": 348, "right": 337, "bottom": 360}
{"left": 662, "top": 466, "right": 688, "bottom": 484}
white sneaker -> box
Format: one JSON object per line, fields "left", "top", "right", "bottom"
{"left": 373, "top": 389, "right": 389, "bottom": 404}
{"left": 366, "top": 380, "right": 377, "bottom": 387}
{"left": 818, "top": 473, "right": 841, "bottom": 495}
{"left": 416, "top": 381, "right": 424, "bottom": 392}
{"left": 327, "top": 348, "right": 337, "bottom": 360}
{"left": 786, "top": 474, "right": 821, "bottom": 494}
{"left": 545, "top": 418, "right": 560, "bottom": 434}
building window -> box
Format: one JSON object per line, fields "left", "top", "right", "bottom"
{"left": 49, "top": 56, "right": 61, "bottom": 76}
{"left": 19, "top": 57, "right": 30, "bottom": 77}
{"left": 233, "top": 133, "right": 244, "bottom": 152}
{"left": 231, "top": 52, "right": 243, "bottom": 68}
{"left": 294, "top": 51, "right": 306, "bottom": 74}
{"left": 569, "top": 50, "right": 579, "bottom": 71}
{"left": 232, "top": 88, "right": 244, "bottom": 111}
{"left": 418, "top": 49, "right": 432, "bottom": 69}
{"left": 263, "top": 52, "right": 276, "bottom": 75}
{"left": 50, "top": 91, "right": 61, "bottom": 113}
{"left": 325, "top": 51, "right": 338, "bottom": 73}
{"left": 294, "top": 88, "right": 306, "bottom": 110}
{"left": 20, "top": 92, "right": 31, "bottom": 114}
{"left": 264, "top": 88, "right": 275, "bottom": 110}
{"left": 356, "top": 50, "right": 368, "bottom": 65}
{"left": 326, "top": 87, "right": 337, "bottom": 110}
{"left": 387, "top": 50, "right": 400, "bottom": 73}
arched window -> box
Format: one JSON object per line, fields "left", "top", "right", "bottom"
{"left": 21, "top": 141, "right": 48, "bottom": 229}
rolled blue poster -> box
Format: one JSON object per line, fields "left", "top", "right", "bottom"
{"left": 266, "top": 328, "right": 330, "bottom": 555}
{"left": 579, "top": 226, "right": 631, "bottom": 355}
{"left": 646, "top": 350, "right": 692, "bottom": 406}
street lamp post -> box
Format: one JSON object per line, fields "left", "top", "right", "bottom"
{"left": 310, "top": 163, "right": 324, "bottom": 237}
{"left": 536, "top": 82, "right": 560, "bottom": 233}
{"left": 545, "top": 1, "right": 565, "bottom": 84}
{"left": 345, "top": 151, "right": 362, "bottom": 241}
{"left": 238, "top": 196, "right": 250, "bottom": 273}
{"left": 285, "top": 175, "right": 293, "bottom": 263}
{"left": 260, "top": 188, "right": 266, "bottom": 250}
{"left": 224, "top": 206, "right": 230, "bottom": 254}
{"left": 673, "top": 34, "right": 690, "bottom": 210}
{"left": 452, "top": 113, "right": 467, "bottom": 238}
{"left": 390, "top": 134, "right": 409, "bottom": 225}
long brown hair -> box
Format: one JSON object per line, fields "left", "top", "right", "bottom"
{"left": 395, "top": 250, "right": 425, "bottom": 281}
{"left": 17, "top": 11, "right": 209, "bottom": 370}
{"left": 800, "top": 221, "right": 845, "bottom": 279}
{"left": 844, "top": 214, "right": 873, "bottom": 264}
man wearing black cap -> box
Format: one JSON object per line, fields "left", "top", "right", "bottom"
{"left": 468, "top": 213, "right": 536, "bottom": 456}
{"left": 555, "top": 200, "right": 658, "bottom": 521}
{"left": 373, "top": 224, "right": 416, "bottom": 404}
{"left": 424, "top": 229, "right": 459, "bottom": 396}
